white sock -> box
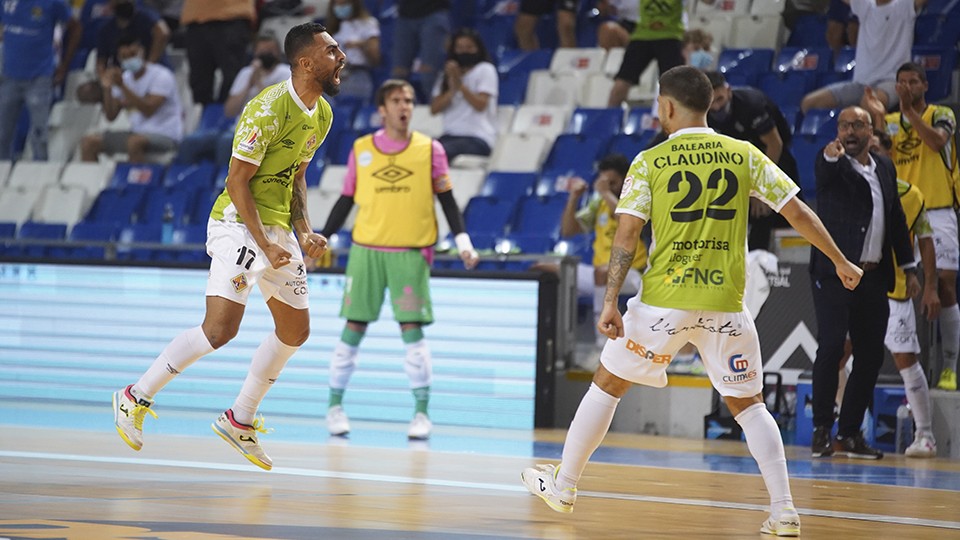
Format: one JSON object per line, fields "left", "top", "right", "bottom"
{"left": 593, "top": 287, "right": 606, "bottom": 347}
{"left": 557, "top": 383, "right": 620, "bottom": 490}
{"left": 403, "top": 339, "right": 433, "bottom": 388}
{"left": 900, "top": 362, "right": 933, "bottom": 436}
{"left": 231, "top": 332, "right": 298, "bottom": 425}
{"left": 940, "top": 304, "right": 960, "bottom": 372}
{"left": 134, "top": 326, "right": 214, "bottom": 399}
{"left": 735, "top": 402, "right": 794, "bottom": 517}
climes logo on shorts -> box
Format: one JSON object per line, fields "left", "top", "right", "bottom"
{"left": 625, "top": 339, "right": 671, "bottom": 364}
{"left": 728, "top": 354, "right": 749, "bottom": 373}
{"left": 723, "top": 354, "right": 757, "bottom": 384}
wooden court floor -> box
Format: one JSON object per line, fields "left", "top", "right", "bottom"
{"left": 2, "top": 412, "right": 959, "bottom": 540}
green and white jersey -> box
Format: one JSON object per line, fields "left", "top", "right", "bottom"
{"left": 211, "top": 78, "right": 333, "bottom": 231}
{"left": 617, "top": 127, "right": 799, "bottom": 312}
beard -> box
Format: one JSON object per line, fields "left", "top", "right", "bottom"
{"left": 321, "top": 75, "right": 341, "bottom": 97}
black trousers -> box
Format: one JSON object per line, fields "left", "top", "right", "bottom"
{"left": 185, "top": 19, "right": 251, "bottom": 105}
{"left": 810, "top": 268, "right": 889, "bottom": 437}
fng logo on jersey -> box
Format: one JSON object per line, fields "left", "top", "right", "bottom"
{"left": 665, "top": 267, "right": 724, "bottom": 285}
{"left": 728, "top": 354, "right": 748, "bottom": 373}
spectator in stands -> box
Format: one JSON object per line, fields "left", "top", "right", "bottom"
{"left": 706, "top": 71, "right": 799, "bottom": 251}
{"left": 607, "top": 0, "right": 685, "bottom": 107}
{"left": 429, "top": 28, "right": 498, "bottom": 163}
{"left": 596, "top": 0, "right": 638, "bottom": 51}
{"left": 392, "top": 0, "right": 450, "bottom": 101}
{"left": 865, "top": 62, "right": 960, "bottom": 392}
{"left": 78, "top": 0, "right": 114, "bottom": 55}
{"left": 825, "top": 0, "right": 858, "bottom": 59}
{"left": 514, "top": 0, "right": 578, "bottom": 51}
{"left": 0, "top": 0, "right": 81, "bottom": 161}
{"left": 560, "top": 154, "right": 648, "bottom": 368}
{"left": 800, "top": 0, "right": 925, "bottom": 114}
{"left": 142, "top": 0, "right": 184, "bottom": 35}
{"left": 181, "top": 0, "right": 255, "bottom": 104}
{"left": 176, "top": 32, "right": 290, "bottom": 166}
{"left": 96, "top": 0, "right": 170, "bottom": 76}
{"left": 80, "top": 33, "right": 183, "bottom": 163}
{"left": 326, "top": 0, "right": 381, "bottom": 103}
{"left": 809, "top": 106, "right": 915, "bottom": 460}
{"left": 682, "top": 28, "right": 713, "bottom": 70}
{"left": 319, "top": 79, "right": 480, "bottom": 440}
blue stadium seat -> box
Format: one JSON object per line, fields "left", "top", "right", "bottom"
{"left": 496, "top": 48, "right": 553, "bottom": 77}
{"left": 84, "top": 184, "right": 150, "bottom": 226}
{"left": 717, "top": 48, "right": 775, "bottom": 86}
{"left": 555, "top": 231, "right": 593, "bottom": 262}
{"left": 537, "top": 166, "right": 593, "bottom": 197}
{"left": 798, "top": 108, "right": 839, "bottom": 137}
{"left": 498, "top": 72, "right": 529, "bottom": 106}
{"left": 915, "top": 13, "right": 960, "bottom": 47}
{"left": 0, "top": 222, "right": 15, "bottom": 238}
{"left": 117, "top": 223, "right": 162, "bottom": 261}
{"left": 511, "top": 193, "right": 568, "bottom": 241}
{"left": 463, "top": 196, "right": 518, "bottom": 250}
{"left": 162, "top": 161, "right": 216, "bottom": 191}
{"left": 759, "top": 72, "right": 818, "bottom": 109}
{"left": 330, "top": 102, "right": 359, "bottom": 137}
{"left": 153, "top": 223, "right": 208, "bottom": 263}
{"left": 544, "top": 134, "right": 607, "bottom": 170}
{"left": 606, "top": 131, "right": 657, "bottom": 159}
{"left": 501, "top": 232, "right": 557, "bottom": 255}
{"left": 834, "top": 46, "right": 856, "bottom": 75}
{"left": 214, "top": 165, "right": 229, "bottom": 190}
{"left": 141, "top": 186, "right": 199, "bottom": 226}
{"left": 623, "top": 108, "right": 653, "bottom": 135}
{"left": 191, "top": 189, "right": 219, "bottom": 226}
{"left": 786, "top": 14, "right": 828, "bottom": 47}
{"left": 912, "top": 46, "right": 957, "bottom": 102}
{"left": 16, "top": 222, "right": 67, "bottom": 258}
{"left": 567, "top": 107, "right": 623, "bottom": 137}
{"left": 478, "top": 171, "right": 538, "bottom": 202}
{"left": 775, "top": 46, "right": 833, "bottom": 73}
{"left": 791, "top": 135, "right": 833, "bottom": 200}
{"left": 781, "top": 105, "right": 800, "bottom": 135}
{"left": 66, "top": 222, "right": 116, "bottom": 260}
{"left": 330, "top": 130, "right": 359, "bottom": 165}
{"left": 196, "top": 103, "right": 235, "bottom": 133}
{"left": 352, "top": 105, "right": 381, "bottom": 134}
{"left": 304, "top": 157, "right": 326, "bottom": 187}
{"left": 477, "top": 15, "right": 522, "bottom": 60}
{"left": 110, "top": 162, "right": 165, "bottom": 188}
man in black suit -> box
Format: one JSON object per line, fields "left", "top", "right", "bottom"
{"left": 810, "top": 106, "right": 919, "bottom": 460}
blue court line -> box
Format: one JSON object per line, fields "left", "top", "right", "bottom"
{"left": 2, "top": 450, "right": 958, "bottom": 532}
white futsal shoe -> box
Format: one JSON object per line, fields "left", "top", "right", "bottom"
{"left": 761, "top": 508, "right": 801, "bottom": 537}
{"left": 407, "top": 412, "right": 432, "bottom": 440}
{"left": 326, "top": 405, "right": 350, "bottom": 436}
{"left": 905, "top": 433, "right": 937, "bottom": 458}
{"left": 521, "top": 463, "right": 577, "bottom": 513}
{"left": 112, "top": 385, "right": 157, "bottom": 451}
{"left": 212, "top": 409, "right": 273, "bottom": 471}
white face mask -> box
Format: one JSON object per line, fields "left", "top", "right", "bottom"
{"left": 121, "top": 55, "right": 144, "bottom": 73}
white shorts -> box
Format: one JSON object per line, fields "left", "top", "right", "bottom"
{"left": 600, "top": 296, "right": 764, "bottom": 398}
{"left": 205, "top": 219, "right": 309, "bottom": 309}
{"left": 884, "top": 298, "right": 920, "bottom": 354}
{"left": 926, "top": 208, "right": 959, "bottom": 271}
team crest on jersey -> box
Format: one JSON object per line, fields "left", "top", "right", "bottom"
{"left": 231, "top": 273, "right": 248, "bottom": 293}
{"left": 238, "top": 126, "right": 260, "bottom": 154}
{"left": 357, "top": 150, "right": 373, "bottom": 167}
{"left": 305, "top": 133, "right": 317, "bottom": 151}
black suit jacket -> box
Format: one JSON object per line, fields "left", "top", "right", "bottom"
{"left": 809, "top": 150, "right": 914, "bottom": 291}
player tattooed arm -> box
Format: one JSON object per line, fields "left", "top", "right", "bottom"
{"left": 598, "top": 213, "right": 646, "bottom": 339}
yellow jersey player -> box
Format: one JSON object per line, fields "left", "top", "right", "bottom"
{"left": 521, "top": 66, "right": 863, "bottom": 537}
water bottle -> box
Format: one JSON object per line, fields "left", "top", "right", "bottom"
{"left": 895, "top": 401, "right": 914, "bottom": 454}
{"left": 161, "top": 203, "right": 174, "bottom": 244}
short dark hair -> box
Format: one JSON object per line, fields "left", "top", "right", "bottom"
{"left": 597, "top": 153, "right": 631, "bottom": 177}
{"left": 896, "top": 61, "right": 927, "bottom": 83}
{"left": 284, "top": 22, "right": 328, "bottom": 67}
{"left": 873, "top": 128, "right": 893, "bottom": 151}
{"left": 659, "top": 66, "right": 713, "bottom": 113}
{"left": 375, "top": 79, "right": 415, "bottom": 106}
{"left": 704, "top": 70, "right": 726, "bottom": 89}
{"left": 116, "top": 31, "right": 141, "bottom": 50}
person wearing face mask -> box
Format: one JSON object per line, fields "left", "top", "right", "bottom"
{"left": 175, "top": 33, "right": 291, "bottom": 166}
{"left": 95, "top": 0, "right": 170, "bottom": 77}
{"left": 428, "top": 28, "right": 498, "bottom": 163}
{"left": 705, "top": 71, "right": 799, "bottom": 251}
{"left": 325, "top": 0, "right": 380, "bottom": 103}
{"left": 80, "top": 33, "right": 182, "bottom": 163}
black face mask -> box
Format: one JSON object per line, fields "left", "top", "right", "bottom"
{"left": 453, "top": 52, "right": 483, "bottom": 67}
{"left": 114, "top": 1, "right": 135, "bottom": 20}
{"left": 257, "top": 53, "right": 279, "bottom": 70}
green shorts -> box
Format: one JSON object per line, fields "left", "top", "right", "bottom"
{"left": 341, "top": 244, "right": 434, "bottom": 324}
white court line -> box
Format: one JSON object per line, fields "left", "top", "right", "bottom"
{"left": 2, "top": 450, "right": 958, "bottom": 531}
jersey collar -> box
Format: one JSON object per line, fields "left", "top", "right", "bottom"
{"left": 286, "top": 78, "right": 317, "bottom": 116}
{"left": 667, "top": 127, "right": 716, "bottom": 138}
